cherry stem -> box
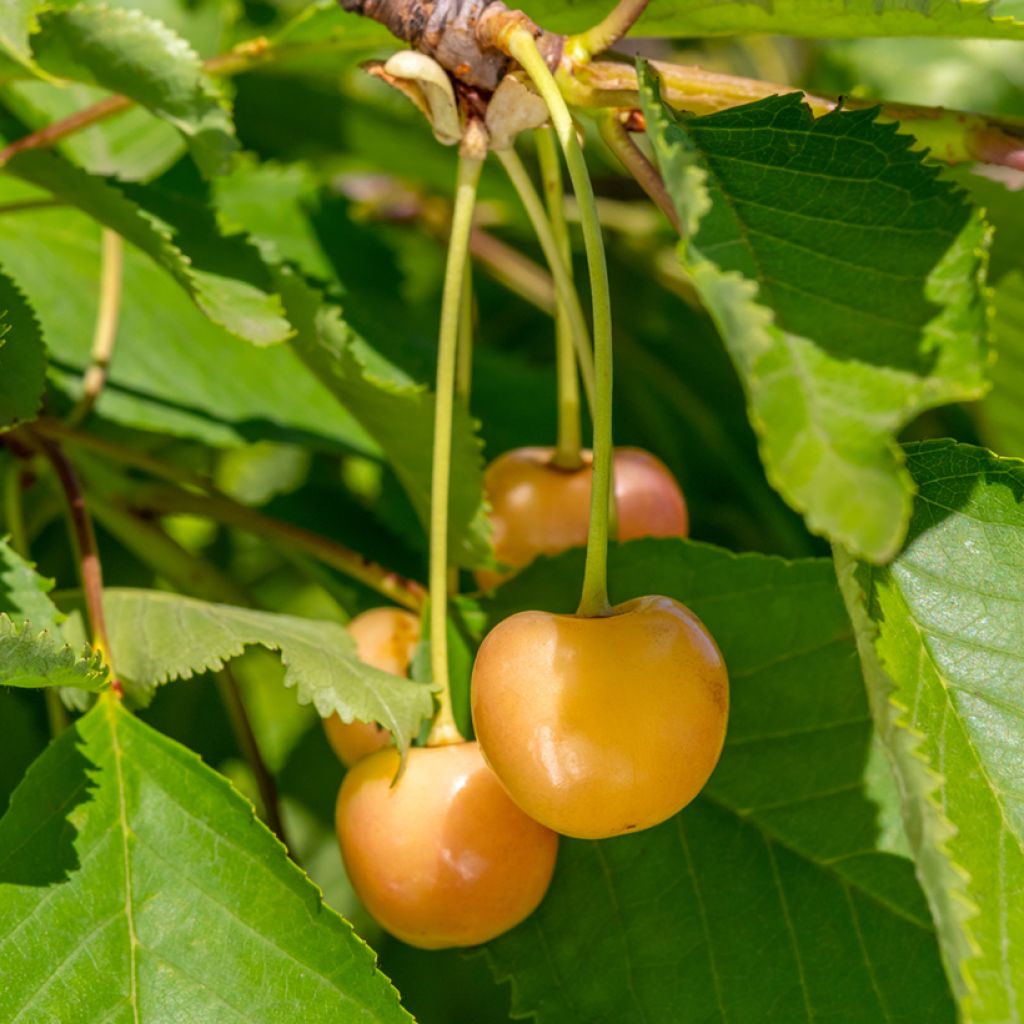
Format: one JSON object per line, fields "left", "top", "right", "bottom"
{"left": 33, "top": 433, "right": 121, "bottom": 696}
{"left": 67, "top": 229, "right": 123, "bottom": 427}
{"left": 597, "top": 112, "right": 681, "bottom": 234}
{"left": 534, "top": 127, "right": 583, "bottom": 470}
{"left": 427, "top": 143, "right": 484, "bottom": 747}
{"left": 507, "top": 30, "right": 614, "bottom": 619}
{"left": 456, "top": 261, "right": 474, "bottom": 403}
{"left": 566, "top": 0, "right": 649, "bottom": 62}
{"left": 496, "top": 147, "right": 596, "bottom": 424}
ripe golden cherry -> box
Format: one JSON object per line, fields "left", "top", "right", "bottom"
{"left": 335, "top": 742, "right": 559, "bottom": 949}
{"left": 477, "top": 446, "right": 688, "bottom": 590}
{"left": 324, "top": 607, "right": 420, "bottom": 766}
{"left": 471, "top": 595, "right": 728, "bottom": 840}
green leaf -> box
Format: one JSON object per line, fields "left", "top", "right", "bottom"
{"left": 978, "top": 271, "right": 1024, "bottom": 457}
{"left": 2, "top": 78, "right": 185, "bottom": 181}
{"left": 0, "top": 186, "right": 371, "bottom": 449}
{"left": 0, "top": 615, "right": 108, "bottom": 689}
{"left": 33, "top": 4, "right": 236, "bottom": 177}
{"left": 835, "top": 440, "right": 1024, "bottom": 1023}
{"left": 0, "top": 695, "right": 411, "bottom": 1023}
{"left": 638, "top": 68, "right": 990, "bottom": 562}
{"left": 0, "top": 0, "right": 44, "bottom": 77}
{"left": 274, "top": 264, "right": 492, "bottom": 569}
{"left": 520, "top": 0, "right": 1024, "bottom": 39}
{"left": 0, "top": 262, "right": 46, "bottom": 431}
{"left": 0, "top": 536, "right": 109, "bottom": 691}
{"left": 484, "top": 539, "right": 953, "bottom": 1023}
{"left": 102, "top": 588, "right": 434, "bottom": 750}
{"left": 4, "top": 149, "right": 292, "bottom": 345}
{"left": 0, "top": 534, "right": 61, "bottom": 632}
{"left": 273, "top": 0, "right": 395, "bottom": 48}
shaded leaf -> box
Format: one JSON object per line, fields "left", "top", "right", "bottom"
{"left": 483, "top": 539, "right": 953, "bottom": 1023}
{"left": 274, "top": 264, "right": 492, "bottom": 569}
{"left": 4, "top": 148, "right": 291, "bottom": 345}
{"left": 639, "top": 68, "right": 990, "bottom": 562}
{"left": 978, "top": 271, "right": 1024, "bottom": 457}
{"left": 520, "top": 0, "right": 1024, "bottom": 39}
{"left": 835, "top": 440, "right": 1024, "bottom": 1023}
{"left": 0, "top": 186, "right": 370, "bottom": 449}
{"left": 33, "top": 4, "right": 236, "bottom": 176}
{"left": 0, "top": 0, "right": 44, "bottom": 77}
{"left": 103, "top": 588, "right": 434, "bottom": 750}
{"left": 0, "top": 695, "right": 412, "bottom": 1023}
{"left": 0, "top": 263, "right": 46, "bottom": 431}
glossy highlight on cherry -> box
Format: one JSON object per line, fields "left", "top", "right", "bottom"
{"left": 471, "top": 594, "right": 729, "bottom": 839}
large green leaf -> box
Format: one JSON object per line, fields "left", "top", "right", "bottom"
{"left": 0, "top": 262, "right": 46, "bottom": 431}
{"left": 0, "top": 536, "right": 108, "bottom": 691}
{"left": 978, "top": 271, "right": 1024, "bottom": 457}
{"left": 520, "top": 0, "right": 1024, "bottom": 39}
{"left": 32, "top": 4, "right": 236, "bottom": 176}
{"left": 0, "top": 0, "right": 44, "bottom": 76}
{"left": 483, "top": 539, "right": 953, "bottom": 1023}
{"left": 835, "top": 441, "right": 1024, "bottom": 1023}
{"left": 0, "top": 694, "right": 411, "bottom": 1022}
{"left": 638, "top": 68, "right": 990, "bottom": 563}
{"left": 0, "top": 184, "right": 370, "bottom": 449}
{"left": 3, "top": 148, "right": 291, "bottom": 345}
{"left": 102, "top": 588, "right": 434, "bottom": 749}
{"left": 273, "top": 264, "right": 492, "bottom": 569}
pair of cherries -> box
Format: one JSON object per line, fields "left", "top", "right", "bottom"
{"left": 330, "top": 447, "right": 729, "bottom": 949}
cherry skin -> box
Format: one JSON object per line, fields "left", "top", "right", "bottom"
{"left": 471, "top": 595, "right": 728, "bottom": 840}
{"left": 477, "top": 446, "right": 688, "bottom": 590}
{"left": 335, "top": 742, "right": 559, "bottom": 949}
{"left": 324, "top": 607, "right": 420, "bottom": 766}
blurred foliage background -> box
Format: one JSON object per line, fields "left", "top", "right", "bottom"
{"left": 1, "top": 2, "right": 1021, "bottom": 1019}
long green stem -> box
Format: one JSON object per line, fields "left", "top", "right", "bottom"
{"left": 67, "top": 229, "right": 124, "bottom": 427}
{"left": 535, "top": 127, "right": 583, "bottom": 470}
{"left": 456, "top": 262, "right": 474, "bottom": 403}
{"left": 495, "top": 147, "right": 596, "bottom": 419}
{"left": 507, "top": 31, "right": 614, "bottom": 619}
{"left": 427, "top": 148, "right": 484, "bottom": 747}
{"left": 566, "top": 0, "right": 649, "bottom": 62}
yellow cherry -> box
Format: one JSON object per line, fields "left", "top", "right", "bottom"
{"left": 335, "top": 742, "right": 559, "bottom": 949}
{"left": 323, "top": 606, "right": 420, "bottom": 766}
{"left": 477, "top": 446, "right": 688, "bottom": 589}
{"left": 471, "top": 595, "right": 728, "bottom": 839}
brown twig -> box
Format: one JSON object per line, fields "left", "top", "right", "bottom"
{"left": 215, "top": 666, "right": 292, "bottom": 851}
{"left": 32, "top": 433, "right": 121, "bottom": 696}
{"left": 33, "top": 418, "right": 219, "bottom": 493}
{"left": 597, "top": 110, "right": 680, "bottom": 234}
{"left": 126, "top": 481, "right": 427, "bottom": 611}
{"left": 563, "top": 59, "right": 1024, "bottom": 170}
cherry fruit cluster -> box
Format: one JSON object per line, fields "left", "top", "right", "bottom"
{"left": 330, "top": 453, "right": 728, "bottom": 948}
